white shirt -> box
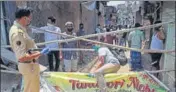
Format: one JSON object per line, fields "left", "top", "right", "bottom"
{"left": 96, "top": 27, "right": 101, "bottom": 33}
{"left": 98, "top": 47, "right": 119, "bottom": 64}
{"left": 40, "top": 23, "right": 61, "bottom": 48}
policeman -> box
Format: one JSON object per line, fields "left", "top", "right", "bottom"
{"left": 9, "top": 8, "right": 49, "bottom": 92}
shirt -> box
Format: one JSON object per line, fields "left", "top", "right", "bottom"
{"left": 40, "top": 24, "right": 61, "bottom": 48}
{"left": 150, "top": 33, "right": 164, "bottom": 50}
{"left": 128, "top": 30, "right": 144, "bottom": 49}
{"left": 98, "top": 47, "right": 119, "bottom": 64}
{"left": 77, "top": 29, "right": 86, "bottom": 45}
{"left": 104, "top": 34, "right": 115, "bottom": 44}
{"left": 61, "top": 32, "right": 78, "bottom": 60}
{"left": 95, "top": 27, "right": 101, "bottom": 33}
{"left": 9, "top": 21, "right": 37, "bottom": 61}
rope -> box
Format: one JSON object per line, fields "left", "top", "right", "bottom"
{"left": 2, "top": 21, "right": 174, "bottom": 48}
{"left": 2, "top": 21, "right": 175, "bottom": 53}
{"left": 30, "top": 48, "right": 94, "bottom": 51}
{"left": 166, "top": 72, "right": 175, "bottom": 81}
{"left": 1, "top": 69, "right": 175, "bottom": 75}
{"left": 146, "top": 69, "right": 175, "bottom": 74}
{"left": 145, "top": 70, "right": 170, "bottom": 91}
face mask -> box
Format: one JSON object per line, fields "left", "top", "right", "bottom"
{"left": 25, "top": 17, "right": 31, "bottom": 26}
{"left": 80, "top": 26, "right": 83, "bottom": 29}
{"left": 92, "top": 45, "right": 100, "bottom": 52}
{"left": 67, "top": 28, "right": 73, "bottom": 32}
{"left": 47, "top": 23, "right": 52, "bottom": 26}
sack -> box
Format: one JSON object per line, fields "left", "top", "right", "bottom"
{"left": 109, "top": 48, "right": 128, "bottom": 66}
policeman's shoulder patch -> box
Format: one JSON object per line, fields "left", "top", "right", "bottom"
{"left": 18, "top": 32, "right": 24, "bottom": 36}
{"left": 16, "top": 41, "right": 21, "bottom": 46}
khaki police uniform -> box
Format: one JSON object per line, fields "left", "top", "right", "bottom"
{"left": 9, "top": 21, "right": 40, "bottom": 92}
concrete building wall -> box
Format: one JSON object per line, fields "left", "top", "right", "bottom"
{"left": 161, "top": 1, "right": 175, "bottom": 91}
{"left": 81, "top": 4, "right": 97, "bottom": 34}
{"left": 26, "top": 1, "right": 81, "bottom": 32}
{"left": 135, "top": 10, "right": 142, "bottom": 24}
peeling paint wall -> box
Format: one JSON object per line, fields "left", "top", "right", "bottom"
{"left": 26, "top": 1, "right": 81, "bottom": 32}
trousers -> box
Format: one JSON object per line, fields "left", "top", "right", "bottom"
{"left": 18, "top": 63, "right": 40, "bottom": 92}
{"left": 130, "top": 51, "right": 143, "bottom": 71}
{"left": 48, "top": 51, "right": 60, "bottom": 71}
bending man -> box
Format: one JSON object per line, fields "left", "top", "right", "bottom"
{"left": 90, "top": 45, "right": 121, "bottom": 74}
{"left": 90, "top": 45, "right": 121, "bottom": 92}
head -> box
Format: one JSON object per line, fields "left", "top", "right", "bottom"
{"left": 65, "top": 21, "right": 74, "bottom": 32}
{"left": 15, "top": 8, "right": 33, "bottom": 27}
{"left": 92, "top": 44, "right": 101, "bottom": 52}
{"left": 135, "top": 23, "right": 141, "bottom": 27}
{"left": 103, "top": 25, "right": 105, "bottom": 28}
{"left": 79, "top": 23, "right": 84, "bottom": 29}
{"left": 106, "top": 27, "right": 110, "bottom": 32}
{"left": 154, "top": 21, "right": 163, "bottom": 32}
{"left": 47, "top": 16, "right": 56, "bottom": 25}
{"left": 97, "top": 24, "right": 101, "bottom": 28}
{"left": 110, "top": 14, "right": 112, "bottom": 18}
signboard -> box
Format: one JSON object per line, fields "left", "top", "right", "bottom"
{"left": 43, "top": 72, "right": 168, "bottom": 92}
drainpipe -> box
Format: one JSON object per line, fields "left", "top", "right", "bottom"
{"left": 80, "top": 2, "right": 82, "bottom": 23}
{"left": 2, "top": 1, "right": 11, "bottom": 46}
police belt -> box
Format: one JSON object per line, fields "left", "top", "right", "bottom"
{"left": 19, "top": 59, "right": 36, "bottom": 63}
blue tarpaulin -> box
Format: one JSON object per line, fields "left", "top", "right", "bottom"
{"left": 82, "top": 1, "right": 96, "bottom": 11}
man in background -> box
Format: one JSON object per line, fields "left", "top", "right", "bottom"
{"left": 128, "top": 23, "right": 145, "bottom": 71}
{"left": 95, "top": 24, "right": 102, "bottom": 41}
{"left": 77, "top": 23, "right": 86, "bottom": 65}
{"left": 150, "top": 21, "right": 165, "bottom": 77}
{"left": 60, "top": 21, "right": 78, "bottom": 72}
{"left": 104, "top": 27, "right": 116, "bottom": 45}
{"left": 40, "top": 16, "right": 61, "bottom": 71}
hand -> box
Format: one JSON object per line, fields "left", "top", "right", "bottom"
{"left": 60, "top": 54, "right": 63, "bottom": 61}
{"left": 41, "top": 47, "right": 50, "bottom": 55}
{"left": 34, "top": 51, "right": 41, "bottom": 59}
{"left": 87, "top": 73, "right": 95, "bottom": 78}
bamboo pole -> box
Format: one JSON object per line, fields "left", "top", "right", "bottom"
{"left": 30, "top": 26, "right": 175, "bottom": 54}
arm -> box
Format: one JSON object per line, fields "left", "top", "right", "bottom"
{"left": 56, "top": 28, "right": 61, "bottom": 40}
{"left": 141, "top": 32, "right": 145, "bottom": 49}
{"left": 97, "top": 48, "right": 106, "bottom": 64}
{"left": 57, "top": 28, "right": 61, "bottom": 50}
{"left": 59, "top": 34, "right": 64, "bottom": 60}
{"left": 98, "top": 56, "right": 105, "bottom": 64}
{"left": 128, "top": 32, "right": 132, "bottom": 47}
{"left": 157, "top": 30, "right": 165, "bottom": 40}
{"left": 90, "top": 55, "right": 105, "bottom": 73}
{"left": 19, "top": 52, "right": 41, "bottom": 62}
{"left": 59, "top": 43, "right": 63, "bottom": 60}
